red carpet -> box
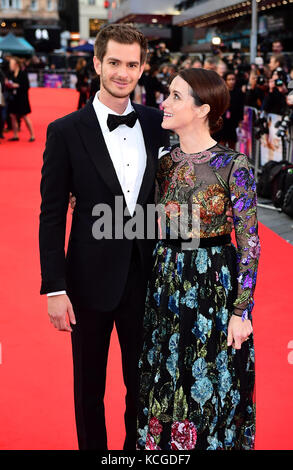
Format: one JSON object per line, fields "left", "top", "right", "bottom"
{"left": 0, "top": 88, "right": 292, "bottom": 450}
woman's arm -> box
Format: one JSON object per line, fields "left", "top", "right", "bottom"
{"left": 228, "top": 153, "right": 261, "bottom": 321}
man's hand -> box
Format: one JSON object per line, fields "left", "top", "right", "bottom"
{"left": 227, "top": 315, "right": 253, "bottom": 349}
{"left": 226, "top": 204, "right": 233, "bottom": 225}
{"left": 48, "top": 294, "right": 76, "bottom": 332}
{"left": 69, "top": 192, "right": 76, "bottom": 213}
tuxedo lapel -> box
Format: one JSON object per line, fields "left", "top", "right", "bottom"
{"left": 77, "top": 99, "right": 124, "bottom": 197}
{"left": 132, "top": 103, "right": 157, "bottom": 206}
{"left": 76, "top": 99, "right": 157, "bottom": 206}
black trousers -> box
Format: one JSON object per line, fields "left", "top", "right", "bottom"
{"left": 70, "top": 243, "right": 147, "bottom": 450}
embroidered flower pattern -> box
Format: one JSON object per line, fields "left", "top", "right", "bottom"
{"left": 137, "top": 144, "right": 258, "bottom": 450}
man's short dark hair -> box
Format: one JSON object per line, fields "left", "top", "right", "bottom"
{"left": 94, "top": 24, "right": 148, "bottom": 65}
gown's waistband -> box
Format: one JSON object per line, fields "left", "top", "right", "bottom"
{"left": 161, "top": 234, "right": 231, "bottom": 248}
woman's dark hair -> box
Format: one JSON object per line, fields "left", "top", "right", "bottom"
{"left": 223, "top": 71, "right": 236, "bottom": 81}
{"left": 178, "top": 68, "right": 230, "bottom": 133}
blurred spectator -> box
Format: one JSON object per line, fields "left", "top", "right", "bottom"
{"left": 158, "top": 63, "right": 170, "bottom": 81}
{"left": 272, "top": 40, "right": 292, "bottom": 72}
{"left": 151, "top": 42, "right": 170, "bottom": 65}
{"left": 268, "top": 54, "right": 286, "bottom": 74}
{"left": 180, "top": 58, "right": 192, "bottom": 70}
{"left": 263, "top": 68, "right": 288, "bottom": 115}
{"left": 224, "top": 54, "right": 235, "bottom": 71}
{"left": 89, "top": 72, "right": 100, "bottom": 98}
{"left": 143, "top": 64, "right": 167, "bottom": 108}
{"left": 191, "top": 56, "right": 203, "bottom": 68}
{"left": 235, "top": 63, "right": 251, "bottom": 88}
{"left": 5, "top": 57, "right": 35, "bottom": 142}
{"left": 213, "top": 71, "right": 244, "bottom": 149}
{"left": 75, "top": 58, "right": 90, "bottom": 110}
{"left": 134, "top": 63, "right": 151, "bottom": 104}
{"left": 203, "top": 56, "right": 217, "bottom": 71}
{"left": 167, "top": 64, "right": 178, "bottom": 80}
{"left": 244, "top": 70, "right": 265, "bottom": 109}
{"left": 216, "top": 60, "right": 228, "bottom": 77}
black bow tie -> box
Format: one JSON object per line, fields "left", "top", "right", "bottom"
{"left": 107, "top": 111, "right": 137, "bottom": 132}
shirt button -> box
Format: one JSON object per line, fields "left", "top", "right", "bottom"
{"left": 124, "top": 137, "right": 126, "bottom": 140}
{"left": 127, "top": 164, "right": 130, "bottom": 167}
{"left": 127, "top": 190, "right": 130, "bottom": 193}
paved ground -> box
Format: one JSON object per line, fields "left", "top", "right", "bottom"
{"left": 257, "top": 197, "right": 293, "bottom": 245}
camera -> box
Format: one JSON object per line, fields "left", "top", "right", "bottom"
{"left": 274, "top": 67, "right": 287, "bottom": 87}
{"left": 275, "top": 78, "right": 284, "bottom": 87}
{"left": 255, "top": 112, "right": 269, "bottom": 139}
{"left": 274, "top": 80, "right": 293, "bottom": 137}
{"left": 257, "top": 75, "right": 266, "bottom": 85}
{"left": 275, "top": 114, "right": 292, "bottom": 137}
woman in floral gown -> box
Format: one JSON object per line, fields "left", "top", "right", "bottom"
{"left": 137, "top": 69, "right": 260, "bottom": 450}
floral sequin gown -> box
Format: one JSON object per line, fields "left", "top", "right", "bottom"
{"left": 136, "top": 143, "right": 260, "bottom": 451}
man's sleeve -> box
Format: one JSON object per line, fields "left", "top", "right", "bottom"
{"left": 39, "top": 121, "right": 71, "bottom": 294}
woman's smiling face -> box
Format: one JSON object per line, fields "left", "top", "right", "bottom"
{"left": 161, "top": 75, "right": 199, "bottom": 133}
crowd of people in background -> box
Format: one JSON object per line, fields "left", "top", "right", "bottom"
{"left": 127, "top": 39, "right": 292, "bottom": 149}
{"left": 0, "top": 38, "right": 292, "bottom": 146}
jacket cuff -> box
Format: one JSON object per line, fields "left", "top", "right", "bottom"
{"left": 40, "top": 279, "right": 67, "bottom": 295}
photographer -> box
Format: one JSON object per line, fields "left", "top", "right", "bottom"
{"left": 213, "top": 71, "right": 245, "bottom": 149}
{"left": 268, "top": 54, "right": 286, "bottom": 74}
{"left": 244, "top": 70, "right": 266, "bottom": 109}
{"left": 151, "top": 42, "right": 170, "bottom": 65}
{"left": 263, "top": 68, "right": 288, "bottom": 115}
{"left": 143, "top": 64, "right": 167, "bottom": 108}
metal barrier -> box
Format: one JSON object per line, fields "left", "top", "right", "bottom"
{"left": 28, "top": 70, "right": 77, "bottom": 89}
{"left": 237, "top": 106, "right": 293, "bottom": 183}
{"left": 237, "top": 106, "right": 293, "bottom": 212}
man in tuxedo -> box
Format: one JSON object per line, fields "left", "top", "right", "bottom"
{"left": 39, "top": 24, "right": 169, "bottom": 450}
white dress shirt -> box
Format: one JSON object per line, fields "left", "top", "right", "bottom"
{"left": 47, "top": 92, "right": 147, "bottom": 297}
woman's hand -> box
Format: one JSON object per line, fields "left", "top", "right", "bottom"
{"left": 227, "top": 315, "right": 253, "bottom": 349}
{"left": 69, "top": 192, "right": 76, "bottom": 213}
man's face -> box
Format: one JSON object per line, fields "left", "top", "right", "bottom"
{"left": 204, "top": 62, "right": 216, "bottom": 71}
{"left": 191, "top": 60, "right": 202, "bottom": 69}
{"left": 269, "top": 56, "right": 278, "bottom": 71}
{"left": 272, "top": 42, "right": 282, "bottom": 54}
{"left": 93, "top": 40, "right": 144, "bottom": 100}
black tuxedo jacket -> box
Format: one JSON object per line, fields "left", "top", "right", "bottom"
{"left": 39, "top": 98, "right": 169, "bottom": 311}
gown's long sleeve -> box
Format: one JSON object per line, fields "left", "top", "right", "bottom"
{"left": 228, "top": 154, "right": 260, "bottom": 320}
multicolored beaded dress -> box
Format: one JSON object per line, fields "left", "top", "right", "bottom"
{"left": 136, "top": 143, "right": 260, "bottom": 450}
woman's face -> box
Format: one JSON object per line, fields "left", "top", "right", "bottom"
{"left": 226, "top": 74, "right": 236, "bottom": 90}
{"left": 161, "top": 75, "right": 200, "bottom": 133}
{"left": 249, "top": 73, "right": 257, "bottom": 87}
{"left": 9, "top": 59, "right": 17, "bottom": 72}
